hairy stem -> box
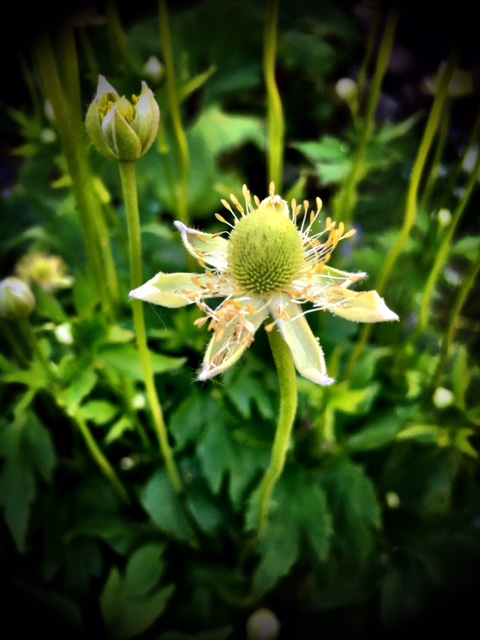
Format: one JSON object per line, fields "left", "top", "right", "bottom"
{"left": 256, "top": 328, "right": 298, "bottom": 538}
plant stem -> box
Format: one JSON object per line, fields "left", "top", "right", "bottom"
{"left": 355, "top": 6, "right": 381, "bottom": 117}
{"left": 256, "top": 328, "right": 298, "bottom": 538}
{"left": 33, "top": 33, "right": 116, "bottom": 319}
{"left": 345, "top": 50, "right": 458, "bottom": 378}
{"left": 118, "top": 160, "right": 182, "bottom": 493}
{"left": 434, "top": 251, "right": 480, "bottom": 387}
{"left": 264, "top": 0, "right": 284, "bottom": 191}
{"left": 333, "top": 8, "right": 398, "bottom": 224}
{"left": 159, "top": 0, "right": 190, "bottom": 224}
{"left": 70, "top": 407, "right": 131, "bottom": 504}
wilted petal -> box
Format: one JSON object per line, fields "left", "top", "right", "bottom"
{"left": 174, "top": 222, "right": 228, "bottom": 270}
{"left": 272, "top": 299, "right": 334, "bottom": 386}
{"left": 324, "top": 288, "right": 399, "bottom": 322}
{"left": 129, "top": 271, "right": 231, "bottom": 308}
{"left": 198, "top": 301, "right": 268, "bottom": 380}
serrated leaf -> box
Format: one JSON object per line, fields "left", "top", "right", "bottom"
{"left": 97, "top": 343, "right": 185, "bottom": 380}
{"left": 0, "top": 455, "right": 35, "bottom": 552}
{"left": 199, "top": 417, "right": 235, "bottom": 494}
{"left": 170, "top": 392, "right": 215, "bottom": 450}
{"left": 250, "top": 467, "right": 333, "bottom": 596}
{"left": 186, "top": 485, "right": 224, "bottom": 534}
{"left": 23, "top": 412, "right": 56, "bottom": 481}
{"left": 319, "top": 458, "right": 381, "bottom": 562}
{"left": 141, "top": 469, "right": 197, "bottom": 545}
{"left": 100, "top": 544, "right": 175, "bottom": 639}
{"left": 0, "top": 413, "right": 56, "bottom": 552}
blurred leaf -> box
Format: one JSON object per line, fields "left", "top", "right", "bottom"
{"left": 250, "top": 467, "right": 333, "bottom": 596}
{"left": 328, "top": 381, "right": 379, "bottom": 415}
{"left": 319, "top": 457, "right": 381, "bottom": 562}
{"left": 0, "top": 412, "right": 56, "bottom": 551}
{"left": 141, "top": 469, "right": 197, "bottom": 545}
{"left": 100, "top": 544, "right": 174, "bottom": 640}
{"left": 159, "top": 628, "right": 233, "bottom": 640}
{"left": 293, "top": 136, "right": 351, "bottom": 186}
{"left": 97, "top": 343, "right": 185, "bottom": 380}
{"left": 79, "top": 400, "right": 118, "bottom": 425}
{"left": 396, "top": 424, "right": 442, "bottom": 445}
{"left": 62, "top": 365, "right": 97, "bottom": 415}
{"left": 345, "top": 412, "right": 404, "bottom": 452}
{"left": 223, "top": 363, "right": 275, "bottom": 420}
{"left": 170, "top": 391, "right": 217, "bottom": 450}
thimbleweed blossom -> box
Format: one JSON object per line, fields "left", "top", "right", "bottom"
{"left": 85, "top": 75, "right": 160, "bottom": 161}
{"left": 15, "top": 251, "right": 74, "bottom": 293}
{"left": 130, "top": 183, "right": 399, "bottom": 385}
{"left": 0, "top": 277, "right": 35, "bottom": 320}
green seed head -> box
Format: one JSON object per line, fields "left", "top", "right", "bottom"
{"left": 228, "top": 205, "right": 304, "bottom": 295}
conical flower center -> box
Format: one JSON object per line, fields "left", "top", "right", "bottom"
{"left": 228, "top": 207, "right": 304, "bottom": 295}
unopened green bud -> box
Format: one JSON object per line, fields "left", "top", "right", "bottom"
{"left": 0, "top": 277, "right": 35, "bottom": 320}
{"left": 85, "top": 75, "right": 160, "bottom": 161}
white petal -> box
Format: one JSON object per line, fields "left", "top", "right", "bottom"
{"left": 174, "top": 221, "right": 229, "bottom": 270}
{"left": 323, "top": 288, "right": 399, "bottom": 323}
{"left": 272, "top": 298, "right": 335, "bottom": 386}
{"left": 198, "top": 300, "right": 268, "bottom": 380}
{"left": 129, "top": 271, "right": 231, "bottom": 308}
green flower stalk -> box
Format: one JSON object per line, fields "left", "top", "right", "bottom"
{"left": 86, "top": 74, "right": 182, "bottom": 493}
{"left": 130, "top": 183, "right": 398, "bottom": 385}
{"left": 86, "top": 76, "right": 160, "bottom": 161}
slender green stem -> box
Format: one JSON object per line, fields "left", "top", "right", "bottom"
{"left": 433, "top": 252, "right": 480, "bottom": 387}
{"left": 345, "top": 50, "right": 458, "bottom": 378}
{"left": 333, "top": 8, "right": 398, "bottom": 224}
{"left": 264, "top": 0, "right": 284, "bottom": 191}
{"left": 159, "top": 0, "right": 190, "bottom": 223}
{"left": 118, "top": 160, "right": 182, "bottom": 493}
{"left": 418, "top": 144, "right": 480, "bottom": 332}
{"left": 419, "top": 99, "right": 451, "bottom": 213}
{"left": 256, "top": 328, "right": 298, "bottom": 538}
{"left": 70, "top": 407, "right": 131, "bottom": 504}
{"left": 355, "top": 6, "right": 381, "bottom": 117}
{"left": 33, "top": 33, "right": 116, "bottom": 319}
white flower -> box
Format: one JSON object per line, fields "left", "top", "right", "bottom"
{"left": 130, "top": 183, "right": 398, "bottom": 385}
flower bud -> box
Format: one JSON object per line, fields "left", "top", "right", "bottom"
{"left": 335, "top": 77, "right": 358, "bottom": 104}
{"left": 85, "top": 75, "right": 160, "bottom": 161}
{"left": 246, "top": 608, "right": 280, "bottom": 640}
{"left": 0, "top": 277, "right": 35, "bottom": 320}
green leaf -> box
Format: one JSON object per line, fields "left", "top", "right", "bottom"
{"left": 62, "top": 365, "right": 97, "bottom": 415}
{"left": 141, "top": 469, "right": 197, "bottom": 545}
{"left": 0, "top": 412, "right": 56, "bottom": 551}
{"left": 169, "top": 391, "right": 216, "bottom": 450}
{"left": 250, "top": 467, "right": 333, "bottom": 596}
{"left": 293, "top": 137, "right": 351, "bottom": 186}
{"left": 345, "top": 412, "right": 403, "bottom": 452}
{"left": 1, "top": 359, "right": 49, "bottom": 390}
{"left": 328, "top": 381, "right": 379, "bottom": 415}
{"left": 100, "top": 545, "right": 175, "bottom": 640}
{"left": 97, "top": 343, "right": 185, "bottom": 380}
{"left": 319, "top": 457, "right": 381, "bottom": 562}
{"left": 224, "top": 363, "right": 275, "bottom": 420}
{"left": 78, "top": 400, "right": 118, "bottom": 425}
